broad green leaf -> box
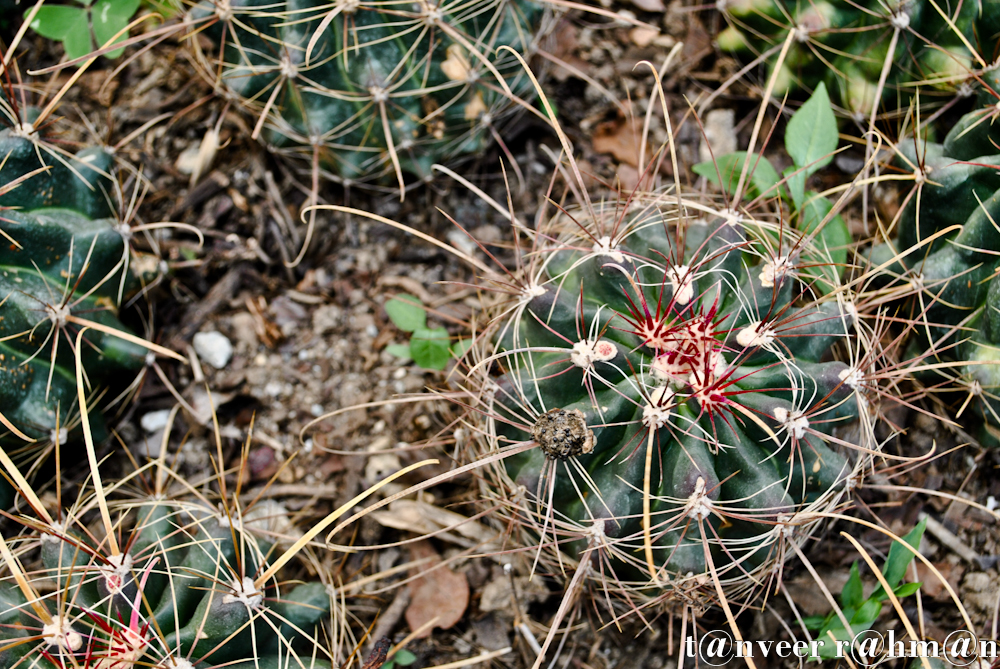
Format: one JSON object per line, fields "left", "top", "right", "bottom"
{"left": 385, "top": 344, "right": 412, "bottom": 361}
{"left": 62, "top": 18, "right": 94, "bottom": 60}
{"left": 450, "top": 338, "right": 473, "bottom": 358}
{"left": 850, "top": 599, "right": 882, "bottom": 626}
{"left": 28, "top": 6, "right": 86, "bottom": 40}
{"left": 841, "top": 562, "right": 864, "bottom": 610}
{"left": 693, "top": 151, "right": 782, "bottom": 201}
{"left": 891, "top": 582, "right": 922, "bottom": 598}
{"left": 92, "top": 0, "right": 140, "bottom": 59}
{"left": 799, "top": 193, "right": 850, "bottom": 267}
{"left": 385, "top": 294, "right": 426, "bottom": 332}
{"left": 410, "top": 327, "right": 450, "bottom": 370}
{"left": 800, "top": 615, "right": 827, "bottom": 631}
{"left": 785, "top": 81, "right": 838, "bottom": 177}
{"left": 872, "top": 517, "right": 927, "bottom": 599}
{"left": 394, "top": 650, "right": 418, "bottom": 666}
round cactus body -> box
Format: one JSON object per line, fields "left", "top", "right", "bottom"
{"left": 189, "top": 0, "right": 546, "bottom": 187}
{"left": 0, "top": 123, "right": 148, "bottom": 506}
{"left": 872, "top": 96, "right": 1000, "bottom": 446}
{"left": 718, "top": 0, "right": 987, "bottom": 117}
{"left": 0, "top": 499, "right": 333, "bottom": 668}
{"left": 474, "top": 198, "right": 870, "bottom": 604}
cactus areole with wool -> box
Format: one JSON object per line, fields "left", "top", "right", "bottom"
{"left": 484, "top": 202, "right": 865, "bottom": 596}
{"left": 0, "top": 123, "right": 147, "bottom": 507}
{"left": 717, "top": 0, "right": 994, "bottom": 117}
{"left": 189, "top": 0, "right": 545, "bottom": 187}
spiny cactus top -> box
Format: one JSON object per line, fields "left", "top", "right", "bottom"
{"left": 717, "top": 0, "right": 996, "bottom": 118}
{"left": 188, "top": 0, "right": 545, "bottom": 189}
{"left": 475, "top": 197, "right": 870, "bottom": 603}
{"left": 871, "top": 81, "right": 1000, "bottom": 446}
{"left": 0, "top": 118, "right": 148, "bottom": 507}
{"left": 0, "top": 497, "right": 334, "bottom": 668}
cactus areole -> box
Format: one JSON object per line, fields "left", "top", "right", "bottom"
{"left": 189, "top": 0, "right": 546, "bottom": 188}
{"left": 0, "top": 124, "right": 147, "bottom": 507}
{"left": 480, "top": 201, "right": 866, "bottom": 601}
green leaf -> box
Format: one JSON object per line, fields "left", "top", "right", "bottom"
{"left": 841, "top": 562, "right": 864, "bottom": 610}
{"left": 410, "top": 327, "right": 451, "bottom": 370}
{"left": 385, "top": 294, "right": 426, "bottom": 332}
{"left": 850, "top": 599, "right": 882, "bottom": 626}
{"left": 784, "top": 81, "right": 838, "bottom": 204}
{"left": 799, "top": 193, "right": 850, "bottom": 266}
{"left": 890, "top": 582, "right": 922, "bottom": 599}
{"left": 92, "top": 0, "right": 140, "bottom": 59}
{"left": 692, "top": 152, "right": 782, "bottom": 200}
{"left": 28, "top": 5, "right": 86, "bottom": 40}
{"left": 800, "top": 615, "right": 827, "bottom": 631}
{"left": 386, "top": 343, "right": 412, "bottom": 361}
{"left": 450, "top": 338, "right": 473, "bottom": 358}
{"left": 62, "top": 17, "right": 95, "bottom": 60}
{"left": 394, "top": 650, "right": 418, "bottom": 666}
{"left": 873, "top": 517, "right": 927, "bottom": 599}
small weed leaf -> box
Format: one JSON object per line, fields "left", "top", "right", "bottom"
{"left": 872, "top": 516, "right": 927, "bottom": 600}
{"left": 841, "top": 562, "right": 864, "bottom": 610}
{"left": 692, "top": 151, "right": 782, "bottom": 200}
{"left": 386, "top": 294, "right": 426, "bottom": 332}
{"left": 410, "top": 327, "right": 451, "bottom": 370}
{"left": 385, "top": 344, "right": 413, "bottom": 361}
{"left": 784, "top": 82, "right": 838, "bottom": 208}
{"left": 27, "top": 0, "right": 139, "bottom": 61}
{"left": 383, "top": 648, "right": 418, "bottom": 669}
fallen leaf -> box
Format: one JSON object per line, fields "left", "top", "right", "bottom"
{"left": 405, "top": 540, "right": 469, "bottom": 637}
{"left": 592, "top": 115, "right": 651, "bottom": 168}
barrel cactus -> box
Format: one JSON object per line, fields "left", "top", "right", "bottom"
{"left": 869, "top": 81, "right": 1000, "bottom": 446}
{"left": 0, "top": 469, "right": 335, "bottom": 668}
{"left": 186, "top": 0, "right": 547, "bottom": 191}
{"left": 717, "top": 0, "right": 992, "bottom": 118}
{"left": 469, "top": 193, "right": 873, "bottom": 608}
{"left": 0, "top": 114, "right": 149, "bottom": 507}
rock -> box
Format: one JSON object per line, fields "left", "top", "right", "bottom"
{"left": 194, "top": 331, "right": 234, "bottom": 369}
{"left": 698, "top": 108, "right": 737, "bottom": 165}
{"left": 140, "top": 409, "right": 173, "bottom": 433}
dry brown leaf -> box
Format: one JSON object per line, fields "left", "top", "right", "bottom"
{"left": 405, "top": 540, "right": 469, "bottom": 637}
{"left": 592, "top": 116, "right": 650, "bottom": 168}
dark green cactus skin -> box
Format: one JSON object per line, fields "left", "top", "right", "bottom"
{"left": 871, "top": 92, "right": 1000, "bottom": 446}
{"left": 189, "top": 0, "right": 544, "bottom": 185}
{"left": 718, "top": 0, "right": 992, "bottom": 117}
{"left": 0, "top": 127, "right": 147, "bottom": 505}
{"left": 491, "top": 211, "right": 859, "bottom": 582}
{"left": 0, "top": 502, "right": 333, "bottom": 668}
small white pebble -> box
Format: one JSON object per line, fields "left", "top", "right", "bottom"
{"left": 140, "top": 410, "right": 173, "bottom": 433}
{"left": 310, "top": 404, "right": 324, "bottom": 417}
{"left": 193, "top": 331, "right": 233, "bottom": 369}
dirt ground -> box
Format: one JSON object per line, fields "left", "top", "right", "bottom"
{"left": 5, "top": 0, "right": 1000, "bottom": 666}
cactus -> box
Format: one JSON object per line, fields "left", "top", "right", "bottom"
{"left": 467, "top": 190, "right": 873, "bottom": 607}
{"left": 186, "top": 0, "right": 547, "bottom": 190}
{"left": 869, "top": 81, "right": 1000, "bottom": 446}
{"left": 717, "top": 0, "right": 991, "bottom": 118}
{"left": 0, "top": 458, "right": 337, "bottom": 668}
{"left": 0, "top": 106, "right": 151, "bottom": 507}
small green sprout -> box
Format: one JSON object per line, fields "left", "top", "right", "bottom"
{"left": 26, "top": 0, "right": 140, "bottom": 61}
{"left": 382, "top": 649, "right": 418, "bottom": 669}
{"left": 801, "top": 518, "right": 927, "bottom": 661}
{"left": 384, "top": 294, "right": 470, "bottom": 371}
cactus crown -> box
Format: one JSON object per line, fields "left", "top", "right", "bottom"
{"left": 188, "top": 0, "right": 547, "bottom": 191}
{"left": 468, "top": 187, "right": 874, "bottom": 606}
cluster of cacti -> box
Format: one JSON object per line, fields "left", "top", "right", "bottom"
{"left": 0, "top": 112, "right": 150, "bottom": 508}
{"left": 717, "top": 0, "right": 997, "bottom": 118}
{"left": 0, "top": 465, "right": 335, "bottom": 668}
{"left": 186, "top": 0, "right": 547, "bottom": 190}
{"left": 869, "top": 76, "right": 1000, "bottom": 446}
{"left": 469, "top": 193, "right": 873, "bottom": 604}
